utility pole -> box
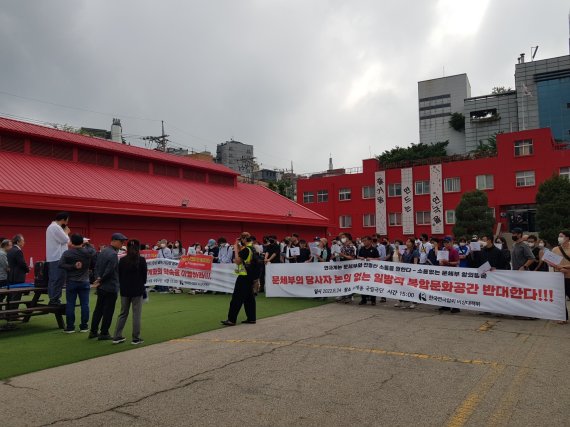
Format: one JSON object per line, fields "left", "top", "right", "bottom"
{"left": 142, "top": 120, "right": 170, "bottom": 152}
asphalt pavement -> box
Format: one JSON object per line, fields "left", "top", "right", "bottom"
{"left": 1, "top": 299, "right": 569, "bottom": 427}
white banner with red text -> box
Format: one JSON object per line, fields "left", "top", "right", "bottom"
{"left": 146, "top": 258, "right": 236, "bottom": 293}
{"left": 266, "top": 261, "right": 566, "bottom": 321}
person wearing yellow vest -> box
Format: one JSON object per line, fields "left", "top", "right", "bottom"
{"left": 221, "top": 232, "right": 257, "bottom": 326}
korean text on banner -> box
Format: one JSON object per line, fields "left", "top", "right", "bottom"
{"left": 429, "top": 164, "right": 444, "bottom": 235}
{"left": 375, "top": 171, "right": 387, "bottom": 235}
{"left": 178, "top": 254, "right": 213, "bottom": 271}
{"left": 401, "top": 168, "right": 414, "bottom": 235}
{"left": 266, "top": 261, "right": 566, "bottom": 321}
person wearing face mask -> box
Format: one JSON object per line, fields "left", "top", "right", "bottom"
{"left": 494, "top": 236, "right": 511, "bottom": 269}
{"left": 527, "top": 235, "right": 548, "bottom": 272}
{"left": 457, "top": 238, "right": 471, "bottom": 268}
{"left": 473, "top": 233, "right": 508, "bottom": 270}
{"left": 417, "top": 234, "right": 433, "bottom": 265}
{"left": 357, "top": 236, "right": 381, "bottom": 306}
{"left": 337, "top": 233, "right": 357, "bottom": 303}
{"left": 171, "top": 240, "right": 186, "bottom": 260}
{"left": 372, "top": 234, "right": 387, "bottom": 261}
{"left": 217, "top": 237, "right": 234, "bottom": 264}
{"left": 155, "top": 239, "right": 172, "bottom": 293}
{"left": 551, "top": 230, "right": 570, "bottom": 324}
{"left": 510, "top": 228, "right": 535, "bottom": 271}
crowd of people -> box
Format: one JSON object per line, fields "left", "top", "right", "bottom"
{"left": 1, "top": 212, "right": 570, "bottom": 339}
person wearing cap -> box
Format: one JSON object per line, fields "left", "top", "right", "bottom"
{"left": 58, "top": 234, "right": 96, "bottom": 333}
{"left": 205, "top": 239, "right": 219, "bottom": 261}
{"left": 45, "top": 212, "right": 71, "bottom": 305}
{"left": 438, "top": 236, "right": 461, "bottom": 314}
{"left": 89, "top": 232, "right": 128, "bottom": 340}
{"left": 510, "top": 228, "right": 535, "bottom": 271}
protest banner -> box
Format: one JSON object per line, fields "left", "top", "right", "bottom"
{"left": 178, "top": 254, "right": 213, "bottom": 270}
{"left": 140, "top": 250, "right": 158, "bottom": 260}
{"left": 266, "top": 261, "right": 566, "bottom": 320}
{"left": 146, "top": 258, "right": 235, "bottom": 293}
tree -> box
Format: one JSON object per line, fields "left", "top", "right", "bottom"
{"left": 453, "top": 190, "right": 494, "bottom": 238}
{"left": 535, "top": 174, "right": 570, "bottom": 245}
{"left": 448, "top": 112, "right": 465, "bottom": 132}
{"left": 472, "top": 132, "right": 501, "bottom": 156}
{"left": 268, "top": 179, "right": 294, "bottom": 200}
{"left": 491, "top": 86, "right": 512, "bottom": 94}
{"left": 376, "top": 141, "right": 448, "bottom": 167}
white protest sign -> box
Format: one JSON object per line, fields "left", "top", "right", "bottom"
{"left": 542, "top": 250, "right": 563, "bottom": 267}
{"left": 436, "top": 251, "right": 449, "bottom": 262}
{"left": 470, "top": 242, "right": 481, "bottom": 252}
{"left": 477, "top": 262, "right": 492, "bottom": 274}
{"left": 289, "top": 247, "right": 300, "bottom": 257}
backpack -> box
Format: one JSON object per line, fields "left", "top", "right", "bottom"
{"left": 243, "top": 246, "right": 263, "bottom": 279}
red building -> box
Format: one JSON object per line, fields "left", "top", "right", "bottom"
{"left": 0, "top": 117, "right": 327, "bottom": 267}
{"left": 297, "top": 128, "right": 570, "bottom": 240}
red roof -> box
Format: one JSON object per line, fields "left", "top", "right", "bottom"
{"left": 0, "top": 116, "right": 237, "bottom": 175}
{"left": 0, "top": 151, "right": 327, "bottom": 226}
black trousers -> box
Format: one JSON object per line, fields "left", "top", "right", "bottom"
{"left": 227, "top": 275, "right": 256, "bottom": 323}
{"left": 91, "top": 288, "right": 118, "bottom": 335}
{"left": 564, "top": 279, "right": 570, "bottom": 320}
{"left": 360, "top": 295, "right": 376, "bottom": 303}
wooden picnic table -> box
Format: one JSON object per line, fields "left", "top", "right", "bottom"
{"left": 0, "top": 285, "right": 65, "bottom": 329}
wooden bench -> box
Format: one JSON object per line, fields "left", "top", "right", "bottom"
{"left": 0, "top": 286, "right": 65, "bottom": 329}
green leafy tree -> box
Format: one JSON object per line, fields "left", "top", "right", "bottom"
{"left": 376, "top": 141, "right": 448, "bottom": 167}
{"left": 453, "top": 190, "right": 494, "bottom": 238}
{"left": 535, "top": 174, "right": 570, "bottom": 244}
{"left": 472, "top": 132, "right": 501, "bottom": 156}
{"left": 491, "top": 86, "right": 512, "bottom": 94}
{"left": 448, "top": 112, "right": 465, "bottom": 132}
{"left": 268, "top": 179, "right": 294, "bottom": 200}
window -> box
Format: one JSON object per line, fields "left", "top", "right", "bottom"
{"left": 514, "top": 139, "right": 534, "bottom": 156}
{"left": 444, "top": 177, "right": 461, "bottom": 193}
{"left": 476, "top": 175, "right": 494, "bottom": 190}
{"left": 416, "top": 211, "right": 431, "bottom": 225}
{"left": 362, "top": 186, "right": 375, "bottom": 199}
{"left": 445, "top": 210, "right": 456, "bottom": 224}
{"left": 415, "top": 180, "right": 430, "bottom": 195}
{"left": 489, "top": 207, "right": 496, "bottom": 219}
{"left": 339, "top": 215, "right": 352, "bottom": 228}
{"left": 389, "top": 213, "right": 402, "bottom": 226}
{"left": 560, "top": 167, "right": 570, "bottom": 180}
{"left": 363, "top": 213, "right": 375, "bottom": 227}
{"left": 388, "top": 183, "right": 401, "bottom": 197}
{"left": 339, "top": 188, "right": 351, "bottom": 201}
{"left": 303, "top": 192, "right": 314, "bottom": 203}
{"left": 516, "top": 171, "right": 535, "bottom": 187}
{"left": 317, "top": 190, "right": 328, "bottom": 202}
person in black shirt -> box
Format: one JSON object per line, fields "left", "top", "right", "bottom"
{"left": 473, "top": 233, "right": 508, "bottom": 270}
{"left": 357, "top": 236, "right": 380, "bottom": 305}
{"left": 297, "top": 240, "right": 311, "bottom": 263}
{"left": 264, "top": 238, "right": 281, "bottom": 264}
{"left": 221, "top": 233, "right": 257, "bottom": 326}
{"left": 113, "top": 239, "right": 147, "bottom": 345}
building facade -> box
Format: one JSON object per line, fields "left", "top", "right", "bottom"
{"left": 215, "top": 139, "right": 254, "bottom": 174}
{"left": 418, "top": 74, "right": 471, "bottom": 155}
{"left": 0, "top": 117, "right": 327, "bottom": 271}
{"left": 297, "top": 128, "right": 570, "bottom": 240}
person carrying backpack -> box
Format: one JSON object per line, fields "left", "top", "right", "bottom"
{"left": 221, "top": 233, "right": 259, "bottom": 326}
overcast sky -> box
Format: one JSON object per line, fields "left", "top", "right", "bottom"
{"left": 0, "top": 0, "right": 568, "bottom": 173}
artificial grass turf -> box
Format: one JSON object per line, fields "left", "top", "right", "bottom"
{"left": 0, "top": 292, "right": 328, "bottom": 380}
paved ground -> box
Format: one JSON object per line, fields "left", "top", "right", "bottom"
{"left": 1, "top": 300, "right": 569, "bottom": 427}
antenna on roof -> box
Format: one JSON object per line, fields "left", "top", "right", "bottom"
{"left": 142, "top": 120, "right": 169, "bottom": 153}
{"left": 531, "top": 46, "right": 539, "bottom": 61}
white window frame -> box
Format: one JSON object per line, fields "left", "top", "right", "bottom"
{"left": 515, "top": 170, "right": 535, "bottom": 187}
{"left": 415, "top": 180, "right": 430, "bottom": 195}
{"left": 339, "top": 188, "right": 351, "bottom": 201}
{"left": 560, "top": 167, "right": 570, "bottom": 180}
{"left": 416, "top": 211, "right": 431, "bottom": 225}
{"left": 317, "top": 190, "right": 328, "bottom": 202}
{"left": 303, "top": 192, "right": 314, "bottom": 203}
{"left": 389, "top": 212, "right": 402, "bottom": 226}
{"left": 363, "top": 213, "right": 375, "bottom": 228}
{"left": 339, "top": 215, "right": 352, "bottom": 228}
{"left": 388, "top": 183, "right": 401, "bottom": 197}
{"left": 445, "top": 210, "right": 456, "bottom": 224}
{"left": 444, "top": 177, "right": 461, "bottom": 193}
{"left": 514, "top": 139, "right": 534, "bottom": 156}
{"left": 476, "top": 175, "right": 494, "bottom": 190}
{"left": 362, "top": 186, "right": 375, "bottom": 199}
{"left": 489, "top": 207, "right": 496, "bottom": 219}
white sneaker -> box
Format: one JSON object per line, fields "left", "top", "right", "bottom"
{"left": 408, "top": 303, "right": 417, "bottom": 309}
{"left": 394, "top": 302, "right": 401, "bottom": 307}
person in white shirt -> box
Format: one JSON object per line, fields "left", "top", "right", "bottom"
{"left": 46, "top": 212, "right": 71, "bottom": 305}
{"left": 417, "top": 233, "right": 433, "bottom": 265}
{"left": 217, "top": 238, "right": 234, "bottom": 264}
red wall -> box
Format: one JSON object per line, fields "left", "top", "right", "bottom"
{"left": 297, "top": 128, "right": 570, "bottom": 240}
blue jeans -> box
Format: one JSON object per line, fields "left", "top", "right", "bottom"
{"left": 66, "top": 281, "right": 90, "bottom": 330}
{"left": 48, "top": 262, "right": 66, "bottom": 304}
